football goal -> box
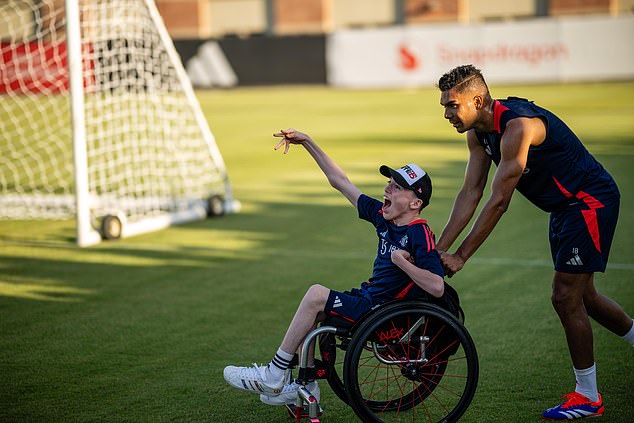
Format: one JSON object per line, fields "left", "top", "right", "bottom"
{"left": 0, "top": 0, "right": 238, "bottom": 246}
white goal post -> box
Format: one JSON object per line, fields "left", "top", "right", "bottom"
{"left": 0, "top": 0, "right": 238, "bottom": 246}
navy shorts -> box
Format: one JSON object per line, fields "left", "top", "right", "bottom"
{"left": 549, "top": 196, "right": 619, "bottom": 273}
{"left": 324, "top": 288, "right": 373, "bottom": 324}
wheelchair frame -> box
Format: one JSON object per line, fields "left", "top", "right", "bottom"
{"left": 286, "top": 300, "right": 479, "bottom": 423}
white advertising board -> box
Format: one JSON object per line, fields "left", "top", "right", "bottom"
{"left": 327, "top": 16, "right": 634, "bottom": 88}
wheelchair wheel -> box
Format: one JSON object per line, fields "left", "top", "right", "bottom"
{"left": 343, "top": 301, "right": 478, "bottom": 423}
{"left": 320, "top": 331, "right": 445, "bottom": 412}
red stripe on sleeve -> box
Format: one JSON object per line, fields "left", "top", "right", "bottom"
{"left": 423, "top": 225, "right": 431, "bottom": 252}
{"left": 426, "top": 226, "right": 436, "bottom": 250}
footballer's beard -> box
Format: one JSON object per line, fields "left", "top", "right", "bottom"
{"left": 452, "top": 119, "right": 468, "bottom": 133}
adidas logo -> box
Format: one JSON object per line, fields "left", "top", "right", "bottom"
{"left": 186, "top": 41, "right": 238, "bottom": 88}
{"left": 566, "top": 254, "right": 583, "bottom": 266}
{"left": 333, "top": 296, "right": 343, "bottom": 308}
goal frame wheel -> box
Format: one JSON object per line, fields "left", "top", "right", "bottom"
{"left": 207, "top": 195, "right": 225, "bottom": 217}
{"left": 100, "top": 213, "right": 125, "bottom": 240}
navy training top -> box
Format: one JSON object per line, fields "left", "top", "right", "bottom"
{"left": 356, "top": 194, "right": 444, "bottom": 304}
{"left": 475, "top": 97, "right": 619, "bottom": 212}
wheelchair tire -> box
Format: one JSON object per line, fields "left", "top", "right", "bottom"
{"left": 343, "top": 301, "right": 478, "bottom": 423}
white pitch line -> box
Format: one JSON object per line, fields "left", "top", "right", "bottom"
{"left": 261, "top": 248, "right": 634, "bottom": 271}
{"left": 469, "top": 257, "right": 634, "bottom": 270}
{"left": 10, "top": 238, "right": 630, "bottom": 271}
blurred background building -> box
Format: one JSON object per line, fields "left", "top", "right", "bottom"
{"left": 1, "top": 1, "right": 632, "bottom": 87}
{"left": 154, "top": 0, "right": 634, "bottom": 38}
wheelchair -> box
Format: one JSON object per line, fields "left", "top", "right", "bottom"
{"left": 285, "top": 291, "right": 478, "bottom": 423}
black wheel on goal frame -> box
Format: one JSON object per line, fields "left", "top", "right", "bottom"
{"left": 100, "top": 213, "right": 124, "bottom": 240}
{"left": 207, "top": 195, "right": 225, "bottom": 217}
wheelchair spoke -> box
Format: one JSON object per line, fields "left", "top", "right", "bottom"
{"left": 358, "top": 361, "right": 402, "bottom": 394}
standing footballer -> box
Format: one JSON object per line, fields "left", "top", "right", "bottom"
{"left": 435, "top": 64, "right": 633, "bottom": 420}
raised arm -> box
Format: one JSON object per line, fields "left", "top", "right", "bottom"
{"left": 445, "top": 117, "right": 545, "bottom": 276}
{"left": 274, "top": 128, "right": 361, "bottom": 207}
{"left": 436, "top": 130, "right": 491, "bottom": 252}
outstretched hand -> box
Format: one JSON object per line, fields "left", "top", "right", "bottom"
{"left": 273, "top": 128, "right": 312, "bottom": 154}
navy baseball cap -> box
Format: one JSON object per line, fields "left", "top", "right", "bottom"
{"left": 379, "top": 164, "right": 432, "bottom": 208}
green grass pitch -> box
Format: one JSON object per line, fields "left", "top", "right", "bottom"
{"left": 1, "top": 82, "right": 633, "bottom": 422}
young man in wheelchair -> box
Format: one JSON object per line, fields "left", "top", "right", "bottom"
{"left": 224, "top": 128, "right": 457, "bottom": 407}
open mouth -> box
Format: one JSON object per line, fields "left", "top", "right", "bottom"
{"left": 382, "top": 197, "right": 392, "bottom": 212}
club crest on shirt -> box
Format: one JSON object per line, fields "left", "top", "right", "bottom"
{"left": 400, "top": 235, "right": 408, "bottom": 247}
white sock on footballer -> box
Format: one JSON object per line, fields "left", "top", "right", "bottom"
{"left": 266, "top": 348, "right": 294, "bottom": 383}
{"left": 574, "top": 363, "right": 598, "bottom": 402}
{"left": 622, "top": 319, "right": 634, "bottom": 346}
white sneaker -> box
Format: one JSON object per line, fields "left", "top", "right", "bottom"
{"left": 223, "top": 363, "right": 287, "bottom": 395}
{"left": 260, "top": 380, "right": 320, "bottom": 406}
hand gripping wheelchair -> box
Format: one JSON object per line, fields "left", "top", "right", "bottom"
{"left": 285, "top": 286, "right": 478, "bottom": 423}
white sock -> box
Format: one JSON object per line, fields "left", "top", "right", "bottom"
{"left": 266, "top": 348, "right": 294, "bottom": 384}
{"left": 622, "top": 319, "right": 634, "bottom": 346}
{"left": 574, "top": 363, "right": 599, "bottom": 402}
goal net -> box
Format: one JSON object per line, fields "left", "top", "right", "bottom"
{"left": 0, "top": 0, "right": 237, "bottom": 246}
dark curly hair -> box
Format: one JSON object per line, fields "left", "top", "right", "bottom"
{"left": 437, "top": 64, "right": 488, "bottom": 93}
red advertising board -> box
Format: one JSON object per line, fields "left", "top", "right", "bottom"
{"left": 0, "top": 41, "right": 94, "bottom": 94}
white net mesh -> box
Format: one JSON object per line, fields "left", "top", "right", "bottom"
{"left": 0, "top": 0, "right": 226, "bottom": 224}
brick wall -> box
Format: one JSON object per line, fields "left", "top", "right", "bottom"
{"left": 156, "top": 0, "right": 210, "bottom": 38}
{"left": 154, "top": 0, "right": 628, "bottom": 39}
{"left": 405, "top": 0, "right": 460, "bottom": 23}
{"left": 275, "top": 0, "right": 332, "bottom": 34}
{"left": 549, "top": 0, "right": 611, "bottom": 15}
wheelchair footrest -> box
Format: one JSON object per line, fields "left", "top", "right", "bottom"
{"left": 285, "top": 403, "right": 323, "bottom": 422}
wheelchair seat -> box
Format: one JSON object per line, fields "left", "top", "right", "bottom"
{"left": 321, "top": 281, "right": 464, "bottom": 333}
